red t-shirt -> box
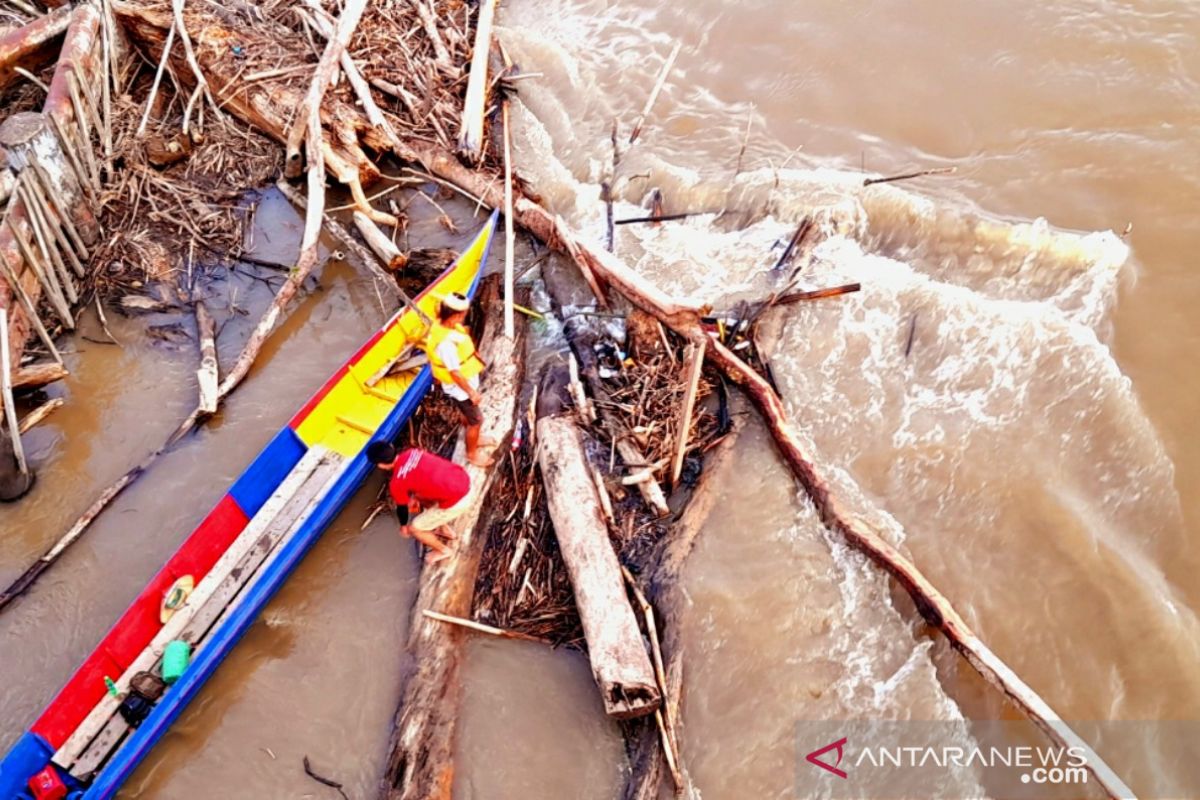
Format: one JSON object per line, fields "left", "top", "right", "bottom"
{"left": 388, "top": 449, "right": 469, "bottom": 508}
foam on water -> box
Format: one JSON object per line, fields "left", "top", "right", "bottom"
{"left": 497, "top": 0, "right": 1196, "bottom": 795}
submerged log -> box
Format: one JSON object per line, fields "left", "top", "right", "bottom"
{"left": 382, "top": 278, "right": 526, "bottom": 800}
{"left": 536, "top": 366, "right": 661, "bottom": 720}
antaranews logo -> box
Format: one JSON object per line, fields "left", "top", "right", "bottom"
{"left": 806, "top": 737, "right": 849, "bottom": 779}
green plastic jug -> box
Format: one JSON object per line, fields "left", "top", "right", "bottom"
{"left": 162, "top": 640, "right": 191, "bottom": 685}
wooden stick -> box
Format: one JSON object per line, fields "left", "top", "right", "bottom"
{"left": 23, "top": 163, "right": 85, "bottom": 279}
{"left": 502, "top": 65, "right": 516, "bottom": 338}
{"left": 457, "top": 0, "right": 498, "bottom": 160}
{"left": 171, "top": 0, "right": 219, "bottom": 130}
{"left": 670, "top": 339, "right": 704, "bottom": 486}
{"left": 30, "top": 159, "right": 88, "bottom": 263}
{"left": 0, "top": 252, "right": 62, "bottom": 363}
{"left": 274, "top": 179, "right": 409, "bottom": 309}
{"left": 629, "top": 42, "right": 681, "bottom": 145}
{"left": 0, "top": 307, "right": 28, "bottom": 475}
{"left": 18, "top": 396, "right": 63, "bottom": 433}
{"left": 194, "top": 300, "right": 217, "bottom": 416}
{"left": 10, "top": 183, "right": 72, "bottom": 326}
{"left": 412, "top": 0, "right": 451, "bottom": 68}
{"left": 137, "top": 19, "right": 175, "bottom": 135}
{"left": 614, "top": 212, "right": 697, "bottom": 226}
{"left": 863, "top": 166, "right": 956, "bottom": 187}
{"left": 773, "top": 215, "right": 812, "bottom": 271}
{"left": 773, "top": 282, "right": 861, "bottom": 306}
{"left": 422, "top": 609, "right": 548, "bottom": 644}
{"left": 19, "top": 180, "right": 76, "bottom": 305}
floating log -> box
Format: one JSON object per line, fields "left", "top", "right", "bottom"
{"left": 383, "top": 277, "right": 526, "bottom": 800}
{"left": 623, "top": 421, "right": 742, "bottom": 800}
{"left": 18, "top": 396, "right": 63, "bottom": 434}
{"left": 194, "top": 301, "right": 217, "bottom": 416}
{"left": 352, "top": 210, "right": 407, "bottom": 271}
{"left": 12, "top": 361, "right": 68, "bottom": 391}
{"left": 536, "top": 366, "right": 660, "bottom": 720}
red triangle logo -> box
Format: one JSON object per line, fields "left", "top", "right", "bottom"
{"left": 806, "top": 737, "right": 848, "bottom": 779}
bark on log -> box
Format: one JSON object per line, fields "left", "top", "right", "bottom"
{"left": 0, "top": 5, "right": 73, "bottom": 93}
{"left": 382, "top": 278, "right": 526, "bottom": 800}
{"left": 12, "top": 361, "right": 68, "bottom": 391}
{"left": 536, "top": 366, "right": 661, "bottom": 720}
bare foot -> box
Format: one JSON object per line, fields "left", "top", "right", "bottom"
{"left": 478, "top": 435, "right": 499, "bottom": 449}
{"left": 438, "top": 525, "right": 459, "bottom": 541}
{"left": 425, "top": 549, "right": 452, "bottom": 565}
{"left": 467, "top": 451, "right": 495, "bottom": 467}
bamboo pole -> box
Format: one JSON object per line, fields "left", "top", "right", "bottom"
{"left": 0, "top": 307, "right": 28, "bottom": 476}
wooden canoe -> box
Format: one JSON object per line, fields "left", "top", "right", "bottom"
{"left": 0, "top": 211, "right": 499, "bottom": 799}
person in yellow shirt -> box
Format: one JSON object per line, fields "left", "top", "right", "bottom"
{"left": 424, "top": 292, "right": 496, "bottom": 466}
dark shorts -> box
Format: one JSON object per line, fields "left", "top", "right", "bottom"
{"left": 453, "top": 396, "right": 483, "bottom": 426}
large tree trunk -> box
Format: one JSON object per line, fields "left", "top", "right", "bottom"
{"left": 382, "top": 278, "right": 527, "bottom": 800}
{"left": 536, "top": 366, "right": 661, "bottom": 720}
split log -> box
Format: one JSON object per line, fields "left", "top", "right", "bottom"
{"left": 536, "top": 365, "right": 660, "bottom": 720}
{"left": 0, "top": 5, "right": 74, "bottom": 93}
{"left": 12, "top": 361, "right": 67, "bottom": 391}
{"left": 457, "top": 0, "right": 498, "bottom": 161}
{"left": 382, "top": 278, "right": 526, "bottom": 800}
{"left": 43, "top": 2, "right": 102, "bottom": 243}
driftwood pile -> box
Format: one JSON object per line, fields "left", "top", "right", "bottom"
{"left": 0, "top": 0, "right": 1137, "bottom": 799}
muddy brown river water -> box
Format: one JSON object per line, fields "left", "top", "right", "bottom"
{"left": 3, "top": 1, "right": 1199, "bottom": 798}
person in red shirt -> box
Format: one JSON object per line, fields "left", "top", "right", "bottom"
{"left": 367, "top": 442, "right": 472, "bottom": 564}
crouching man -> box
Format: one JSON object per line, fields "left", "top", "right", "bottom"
{"left": 367, "top": 441, "right": 471, "bottom": 565}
